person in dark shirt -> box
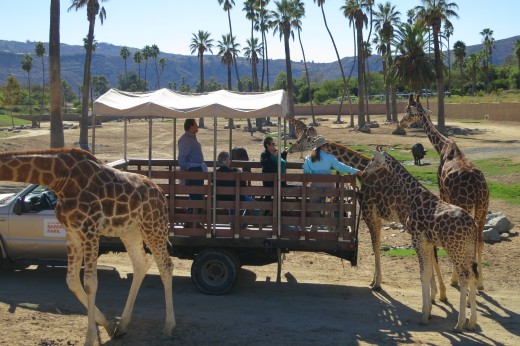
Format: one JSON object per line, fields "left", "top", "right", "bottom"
{"left": 260, "top": 136, "right": 288, "bottom": 188}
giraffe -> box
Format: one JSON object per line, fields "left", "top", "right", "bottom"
{"left": 363, "top": 150, "right": 478, "bottom": 332}
{"left": 400, "top": 94, "right": 489, "bottom": 290}
{"left": 289, "top": 132, "right": 449, "bottom": 301}
{"left": 285, "top": 114, "right": 318, "bottom": 158}
{"left": 0, "top": 148, "right": 175, "bottom": 345}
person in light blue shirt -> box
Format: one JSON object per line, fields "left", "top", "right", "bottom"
{"left": 303, "top": 136, "right": 361, "bottom": 232}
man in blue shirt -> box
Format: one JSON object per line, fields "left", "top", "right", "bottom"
{"left": 303, "top": 136, "right": 361, "bottom": 231}
{"left": 178, "top": 118, "right": 207, "bottom": 228}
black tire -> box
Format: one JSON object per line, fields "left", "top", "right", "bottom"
{"left": 191, "top": 249, "right": 240, "bottom": 295}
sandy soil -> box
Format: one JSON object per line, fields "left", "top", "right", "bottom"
{"left": 1, "top": 115, "right": 519, "bottom": 345}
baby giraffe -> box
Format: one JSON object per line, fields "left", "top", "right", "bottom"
{"left": 362, "top": 150, "right": 478, "bottom": 332}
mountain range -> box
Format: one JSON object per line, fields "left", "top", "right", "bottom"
{"left": 1, "top": 35, "right": 518, "bottom": 92}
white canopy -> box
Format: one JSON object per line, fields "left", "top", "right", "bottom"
{"left": 93, "top": 88, "right": 288, "bottom": 119}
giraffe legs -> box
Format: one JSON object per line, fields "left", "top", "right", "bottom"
{"left": 417, "top": 241, "right": 435, "bottom": 325}
{"left": 65, "top": 233, "right": 116, "bottom": 346}
{"left": 454, "top": 271, "right": 478, "bottom": 333}
{"left": 433, "top": 249, "right": 448, "bottom": 302}
{"left": 115, "top": 229, "right": 152, "bottom": 337}
{"left": 364, "top": 210, "right": 382, "bottom": 290}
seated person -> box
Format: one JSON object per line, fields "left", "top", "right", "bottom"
{"left": 303, "top": 136, "right": 361, "bottom": 232}
{"left": 260, "top": 136, "right": 289, "bottom": 189}
{"left": 216, "top": 151, "right": 257, "bottom": 228}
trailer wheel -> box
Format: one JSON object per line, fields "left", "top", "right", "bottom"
{"left": 191, "top": 249, "right": 240, "bottom": 295}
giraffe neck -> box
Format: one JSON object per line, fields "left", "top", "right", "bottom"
{"left": 285, "top": 115, "right": 307, "bottom": 138}
{"left": 417, "top": 107, "right": 449, "bottom": 155}
{"left": 329, "top": 142, "right": 371, "bottom": 170}
{"left": 386, "top": 154, "right": 430, "bottom": 198}
{"left": 0, "top": 149, "right": 93, "bottom": 192}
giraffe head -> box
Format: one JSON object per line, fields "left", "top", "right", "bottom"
{"left": 362, "top": 148, "right": 396, "bottom": 180}
{"left": 287, "top": 126, "right": 318, "bottom": 154}
{"left": 399, "top": 94, "right": 431, "bottom": 128}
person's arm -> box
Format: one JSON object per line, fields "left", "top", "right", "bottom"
{"left": 303, "top": 158, "right": 312, "bottom": 174}
{"left": 329, "top": 154, "right": 360, "bottom": 175}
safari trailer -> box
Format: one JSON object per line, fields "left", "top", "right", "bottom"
{"left": 93, "top": 89, "right": 360, "bottom": 294}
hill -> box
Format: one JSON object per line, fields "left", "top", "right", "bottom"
{"left": 1, "top": 35, "right": 518, "bottom": 91}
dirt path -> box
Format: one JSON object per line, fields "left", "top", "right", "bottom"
{"left": 1, "top": 116, "right": 519, "bottom": 345}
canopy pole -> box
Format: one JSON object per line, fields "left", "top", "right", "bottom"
{"left": 124, "top": 118, "right": 128, "bottom": 161}
{"left": 92, "top": 113, "right": 96, "bottom": 155}
{"left": 212, "top": 116, "right": 218, "bottom": 237}
{"left": 277, "top": 117, "right": 282, "bottom": 238}
{"left": 173, "top": 118, "right": 177, "bottom": 169}
{"left": 148, "top": 116, "right": 152, "bottom": 176}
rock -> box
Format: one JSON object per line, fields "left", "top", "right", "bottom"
{"left": 485, "top": 214, "right": 514, "bottom": 234}
{"left": 483, "top": 228, "right": 501, "bottom": 242}
{"left": 392, "top": 126, "right": 406, "bottom": 135}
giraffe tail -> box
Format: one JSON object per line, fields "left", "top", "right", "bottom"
{"left": 472, "top": 262, "right": 479, "bottom": 281}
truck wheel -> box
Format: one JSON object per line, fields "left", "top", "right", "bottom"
{"left": 191, "top": 249, "right": 240, "bottom": 295}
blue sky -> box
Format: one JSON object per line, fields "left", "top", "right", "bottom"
{"left": 2, "top": 0, "right": 519, "bottom": 63}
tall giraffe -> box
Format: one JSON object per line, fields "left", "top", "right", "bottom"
{"left": 0, "top": 148, "right": 175, "bottom": 345}
{"left": 289, "top": 133, "right": 449, "bottom": 301}
{"left": 400, "top": 94, "right": 489, "bottom": 290}
{"left": 363, "top": 150, "right": 478, "bottom": 332}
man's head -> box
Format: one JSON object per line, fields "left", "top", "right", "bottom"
{"left": 217, "top": 151, "right": 231, "bottom": 167}
{"left": 184, "top": 118, "right": 198, "bottom": 134}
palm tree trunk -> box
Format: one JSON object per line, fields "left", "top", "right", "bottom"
{"left": 283, "top": 31, "right": 295, "bottom": 138}
{"left": 433, "top": 31, "right": 445, "bottom": 133}
{"left": 39, "top": 56, "right": 45, "bottom": 127}
{"left": 49, "top": 0, "right": 64, "bottom": 148}
{"left": 199, "top": 54, "right": 205, "bottom": 128}
{"left": 297, "top": 30, "right": 316, "bottom": 126}
{"left": 356, "top": 24, "right": 366, "bottom": 129}
{"left": 227, "top": 10, "right": 240, "bottom": 90}
{"left": 79, "top": 22, "right": 95, "bottom": 151}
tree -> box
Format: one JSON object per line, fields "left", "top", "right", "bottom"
{"left": 217, "top": 33, "right": 240, "bottom": 128}
{"left": 292, "top": 0, "right": 317, "bottom": 126}
{"left": 514, "top": 38, "right": 520, "bottom": 71}
{"left": 444, "top": 22, "right": 453, "bottom": 91}
{"left": 218, "top": 0, "right": 241, "bottom": 89}
{"left": 414, "top": 0, "right": 459, "bottom": 133}
{"left": 1, "top": 76, "right": 23, "bottom": 128}
{"left": 189, "top": 30, "right": 214, "bottom": 128}
{"left": 314, "top": 0, "right": 350, "bottom": 125}
{"left": 158, "top": 57, "right": 166, "bottom": 89}
{"left": 133, "top": 50, "right": 143, "bottom": 90}
{"left": 453, "top": 40, "right": 466, "bottom": 95}
{"left": 35, "top": 41, "right": 46, "bottom": 127}
{"left": 373, "top": 1, "right": 401, "bottom": 122}
{"left": 243, "top": 37, "right": 263, "bottom": 92}
{"left": 21, "top": 54, "right": 34, "bottom": 121}
{"left": 150, "top": 44, "right": 160, "bottom": 89}
{"left": 342, "top": 0, "right": 371, "bottom": 130}
{"left": 388, "top": 22, "right": 436, "bottom": 92}
{"left": 243, "top": 0, "right": 256, "bottom": 87}
{"left": 466, "top": 52, "right": 480, "bottom": 95}
{"left": 120, "top": 46, "right": 130, "bottom": 88}
{"left": 49, "top": 0, "right": 64, "bottom": 148}
{"left": 270, "top": 0, "right": 299, "bottom": 137}
{"left": 254, "top": 0, "right": 272, "bottom": 92}
{"left": 480, "top": 28, "right": 495, "bottom": 92}
{"left": 142, "top": 45, "right": 152, "bottom": 90}
{"left": 68, "top": 0, "right": 108, "bottom": 151}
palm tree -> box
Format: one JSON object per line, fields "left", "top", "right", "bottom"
{"left": 120, "top": 46, "right": 130, "bottom": 88}
{"left": 149, "top": 44, "right": 160, "bottom": 90}
{"left": 373, "top": 1, "right": 401, "bottom": 122}
{"left": 68, "top": 0, "right": 108, "bottom": 151}
{"left": 49, "top": 0, "right": 64, "bottom": 148}
{"left": 313, "top": 0, "right": 350, "bottom": 125}
{"left": 270, "top": 0, "right": 299, "bottom": 137}
{"left": 362, "top": 40, "right": 372, "bottom": 122}
{"left": 443, "top": 22, "right": 453, "bottom": 91}
{"left": 158, "top": 57, "right": 166, "bottom": 89}
{"left": 466, "top": 52, "right": 480, "bottom": 96}
{"left": 142, "top": 45, "right": 152, "bottom": 90}
{"left": 453, "top": 40, "right": 466, "bottom": 95}
{"left": 35, "top": 41, "right": 46, "bottom": 127}
{"left": 217, "top": 33, "right": 240, "bottom": 128}
{"left": 190, "top": 30, "right": 214, "bottom": 128}
{"left": 514, "top": 38, "right": 520, "bottom": 71}
{"left": 243, "top": 38, "right": 263, "bottom": 91}
{"left": 480, "top": 28, "right": 494, "bottom": 92}
{"left": 218, "top": 0, "right": 241, "bottom": 90}
{"left": 342, "top": 0, "right": 371, "bottom": 130}
{"left": 243, "top": 0, "right": 256, "bottom": 87}
{"left": 388, "top": 22, "right": 436, "bottom": 92}
{"left": 21, "top": 54, "right": 34, "bottom": 119}
{"left": 414, "top": 0, "right": 459, "bottom": 133}
{"left": 254, "top": 0, "right": 272, "bottom": 92}
{"left": 133, "top": 50, "right": 143, "bottom": 90}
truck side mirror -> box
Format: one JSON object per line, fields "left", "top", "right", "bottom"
{"left": 13, "top": 197, "right": 23, "bottom": 215}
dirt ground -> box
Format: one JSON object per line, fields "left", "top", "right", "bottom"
{"left": 1, "top": 114, "right": 520, "bottom": 345}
